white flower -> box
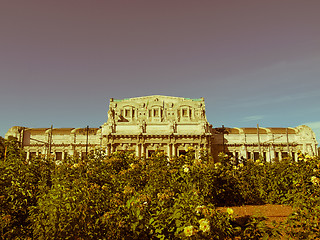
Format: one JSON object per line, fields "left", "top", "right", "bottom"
{"left": 227, "top": 208, "right": 234, "bottom": 215}
{"left": 182, "top": 164, "right": 189, "bottom": 173}
{"left": 311, "top": 176, "right": 320, "bottom": 186}
{"left": 184, "top": 225, "right": 196, "bottom": 237}
{"left": 199, "top": 218, "right": 210, "bottom": 232}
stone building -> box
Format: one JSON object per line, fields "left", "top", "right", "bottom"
{"left": 5, "top": 95, "right": 318, "bottom": 161}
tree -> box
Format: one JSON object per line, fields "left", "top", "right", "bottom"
{"left": 0, "top": 136, "right": 5, "bottom": 160}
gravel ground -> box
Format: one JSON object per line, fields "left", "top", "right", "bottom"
{"left": 218, "top": 204, "right": 293, "bottom": 223}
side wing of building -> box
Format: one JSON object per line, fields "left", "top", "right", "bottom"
{"left": 212, "top": 125, "right": 318, "bottom": 161}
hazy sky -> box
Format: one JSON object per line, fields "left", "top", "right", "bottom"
{"left": 1, "top": 0, "right": 320, "bottom": 143}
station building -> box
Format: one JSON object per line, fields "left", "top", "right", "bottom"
{"left": 5, "top": 95, "right": 318, "bottom": 161}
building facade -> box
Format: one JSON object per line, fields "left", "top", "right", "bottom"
{"left": 5, "top": 95, "right": 318, "bottom": 161}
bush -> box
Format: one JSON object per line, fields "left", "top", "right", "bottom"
{"left": 1, "top": 140, "right": 320, "bottom": 239}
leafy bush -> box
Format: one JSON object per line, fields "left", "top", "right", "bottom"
{"left": 1, "top": 138, "right": 320, "bottom": 239}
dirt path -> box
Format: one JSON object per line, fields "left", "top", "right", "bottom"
{"left": 218, "top": 204, "right": 293, "bottom": 223}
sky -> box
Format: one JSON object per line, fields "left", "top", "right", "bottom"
{"left": 0, "top": 0, "right": 319, "bottom": 144}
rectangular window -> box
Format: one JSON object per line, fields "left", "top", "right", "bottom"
{"left": 254, "top": 152, "right": 259, "bottom": 160}
{"left": 125, "top": 109, "right": 130, "bottom": 117}
{"left": 263, "top": 152, "right": 266, "bottom": 160}
{"left": 282, "top": 152, "right": 288, "bottom": 159}
{"left": 148, "top": 150, "right": 155, "bottom": 157}
{"left": 56, "top": 152, "right": 62, "bottom": 160}
{"left": 179, "top": 150, "right": 187, "bottom": 156}
{"left": 154, "top": 109, "right": 159, "bottom": 117}
{"left": 275, "top": 152, "right": 279, "bottom": 159}
{"left": 247, "top": 152, "right": 251, "bottom": 159}
{"left": 292, "top": 152, "right": 295, "bottom": 161}
{"left": 30, "top": 152, "right": 37, "bottom": 160}
{"left": 182, "top": 109, "right": 188, "bottom": 117}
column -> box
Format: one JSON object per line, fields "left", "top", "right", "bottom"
{"left": 167, "top": 144, "right": 171, "bottom": 158}
{"left": 266, "top": 150, "right": 270, "bottom": 162}
{"left": 106, "top": 144, "right": 111, "bottom": 155}
{"left": 172, "top": 144, "right": 176, "bottom": 157}
{"left": 111, "top": 144, "right": 115, "bottom": 153}
{"left": 135, "top": 144, "right": 140, "bottom": 157}
{"left": 270, "top": 146, "right": 275, "bottom": 161}
{"left": 141, "top": 144, "right": 145, "bottom": 157}
{"left": 240, "top": 145, "right": 247, "bottom": 159}
{"left": 195, "top": 146, "right": 199, "bottom": 159}
{"left": 26, "top": 151, "right": 30, "bottom": 160}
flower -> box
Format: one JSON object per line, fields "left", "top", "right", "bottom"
{"left": 214, "top": 162, "right": 221, "bottom": 169}
{"left": 184, "top": 225, "right": 197, "bottom": 237}
{"left": 195, "top": 205, "right": 209, "bottom": 216}
{"left": 72, "top": 163, "right": 79, "bottom": 168}
{"left": 226, "top": 208, "right": 234, "bottom": 215}
{"left": 186, "top": 146, "right": 194, "bottom": 152}
{"left": 199, "top": 218, "right": 210, "bottom": 232}
{"left": 311, "top": 176, "right": 320, "bottom": 186}
{"left": 182, "top": 165, "right": 189, "bottom": 173}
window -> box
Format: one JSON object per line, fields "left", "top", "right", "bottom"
{"left": 254, "top": 152, "right": 259, "bottom": 160}
{"left": 292, "top": 152, "right": 295, "bottom": 161}
{"left": 30, "top": 152, "right": 36, "bottom": 160}
{"left": 282, "top": 152, "right": 288, "bottom": 159}
{"left": 182, "top": 109, "right": 188, "bottom": 117}
{"left": 179, "top": 150, "right": 187, "bottom": 156}
{"left": 148, "top": 150, "right": 155, "bottom": 157}
{"left": 56, "top": 152, "right": 62, "bottom": 160}
{"left": 154, "top": 109, "right": 159, "bottom": 117}
{"left": 247, "top": 152, "right": 251, "bottom": 159}
{"left": 125, "top": 109, "right": 130, "bottom": 117}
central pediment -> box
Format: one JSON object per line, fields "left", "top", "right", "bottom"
{"left": 103, "top": 95, "right": 210, "bottom": 135}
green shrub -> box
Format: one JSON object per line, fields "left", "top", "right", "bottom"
{"left": 1, "top": 140, "right": 320, "bottom": 239}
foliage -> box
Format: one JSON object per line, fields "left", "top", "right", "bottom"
{"left": 0, "top": 137, "right": 5, "bottom": 161}
{"left": 1, "top": 139, "right": 320, "bottom": 239}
